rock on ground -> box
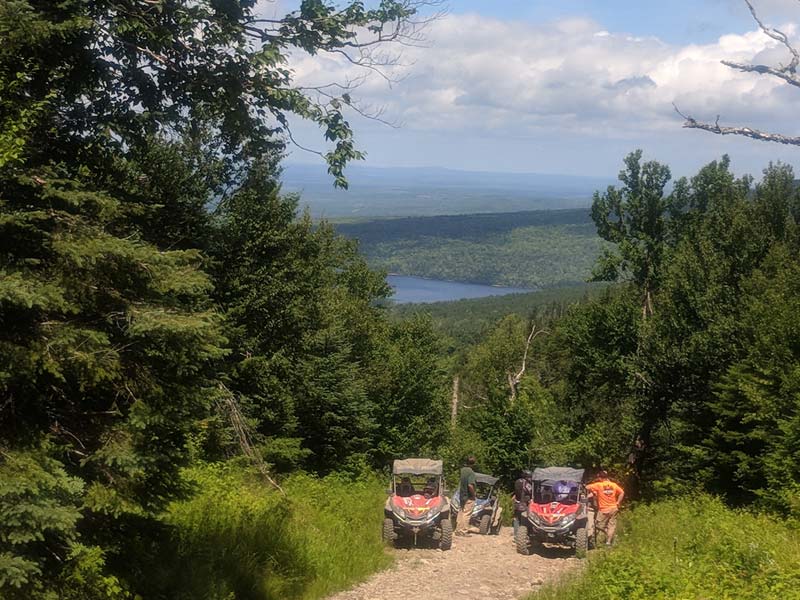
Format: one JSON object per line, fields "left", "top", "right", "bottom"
{"left": 326, "top": 528, "right": 581, "bottom": 600}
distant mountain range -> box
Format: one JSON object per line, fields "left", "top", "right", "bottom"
{"left": 280, "top": 163, "right": 615, "bottom": 219}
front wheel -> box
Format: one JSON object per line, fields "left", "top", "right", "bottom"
{"left": 479, "top": 514, "right": 491, "bottom": 535}
{"left": 382, "top": 518, "right": 395, "bottom": 544}
{"left": 439, "top": 518, "right": 453, "bottom": 550}
{"left": 515, "top": 525, "right": 531, "bottom": 555}
{"left": 575, "top": 527, "right": 588, "bottom": 559}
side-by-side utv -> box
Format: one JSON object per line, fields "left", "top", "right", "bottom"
{"left": 515, "top": 467, "right": 593, "bottom": 558}
{"left": 383, "top": 458, "right": 452, "bottom": 550}
{"left": 450, "top": 472, "right": 502, "bottom": 535}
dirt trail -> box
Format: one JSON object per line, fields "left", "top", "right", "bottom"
{"left": 327, "top": 529, "right": 581, "bottom": 600}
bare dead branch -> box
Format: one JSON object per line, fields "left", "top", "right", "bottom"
{"left": 722, "top": 59, "right": 800, "bottom": 88}
{"left": 743, "top": 0, "right": 800, "bottom": 73}
{"left": 675, "top": 103, "right": 800, "bottom": 145}
{"left": 676, "top": 1, "right": 800, "bottom": 144}
{"left": 216, "top": 384, "right": 285, "bottom": 495}
{"left": 450, "top": 375, "right": 460, "bottom": 429}
{"left": 718, "top": 2, "right": 800, "bottom": 89}
{"left": 508, "top": 324, "right": 549, "bottom": 405}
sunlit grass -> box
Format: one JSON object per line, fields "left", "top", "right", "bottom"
{"left": 161, "top": 463, "right": 391, "bottom": 600}
{"left": 530, "top": 495, "right": 800, "bottom": 600}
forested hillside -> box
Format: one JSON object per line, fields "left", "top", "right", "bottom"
{"left": 391, "top": 283, "right": 610, "bottom": 347}
{"left": 335, "top": 209, "right": 608, "bottom": 287}
{"left": 3, "top": 1, "right": 800, "bottom": 599}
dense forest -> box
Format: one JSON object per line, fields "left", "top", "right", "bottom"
{"left": 447, "top": 152, "right": 800, "bottom": 509}
{"left": 2, "top": 1, "right": 800, "bottom": 599}
{"left": 390, "top": 283, "right": 610, "bottom": 347}
{"left": 336, "top": 209, "right": 607, "bottom": 287}
{"left": 0, "top": 1, "right": 450, "bottom": 597}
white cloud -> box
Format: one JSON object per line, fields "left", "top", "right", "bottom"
{"left": 290, "top": 12, "right": 800, "bottom": 141}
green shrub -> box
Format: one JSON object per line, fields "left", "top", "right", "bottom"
{"left": 147, "top": 463, "right": 390, "bottom": 600}
{"left": 498, "top": 492, "right": 514, "bottom": 526}
{"left": 532, "top": 496, "right": 800, "bottom": 600}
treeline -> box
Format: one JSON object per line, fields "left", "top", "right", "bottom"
{"left": 445, "top": 151, "right": 800, "bottom": 515}
{"left": 391, "top": 283, "right": 610, "bottom": 347}
{"left": 0, "top": 2, "right": 451, "bottom": 598}
{"left": 336, "top": 209, "right": 606, "bottom": 288}
{"left": 335, "top": 208, "right": 595, "bottom": 244}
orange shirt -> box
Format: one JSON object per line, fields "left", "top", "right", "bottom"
{"left": 586, "top": 480, "right": 624, "bottom": 512}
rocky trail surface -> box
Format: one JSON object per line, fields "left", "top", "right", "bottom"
{"left": 327, "top": 529, "right": 581, "bottom": 600}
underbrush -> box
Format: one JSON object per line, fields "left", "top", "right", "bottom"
{"left": 532, "top": 495, "right": 800, "bottom": 600}
{"left": 147, "top": 463, "right": 390, "bottom": 600}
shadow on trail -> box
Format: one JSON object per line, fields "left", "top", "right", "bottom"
{"left": 531, "top": 544, "right": 579, "bottom": 560}
{"left": 390, "top": 536, "right": 442, "bottom": 551}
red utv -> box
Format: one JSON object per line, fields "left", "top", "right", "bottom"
{"left": 515, "top": 467, "right": 593, "bottom": 558}
{"left": 383, "top": 458, "right": 452, "bottom": 550}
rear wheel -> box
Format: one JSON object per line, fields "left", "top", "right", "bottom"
{"left": 575, "top": 527, "right": 588, "bottom": 559}
{"left": 479, "top": 514, "right": 491, "bottom": 535}
{"left": 515, "top": 525, "right": 531, "bottom": 555}
{"left": 382, "top": 518, "right": 395, "bottom": 544}
{"left": 439, "top": 518, "right": 453, "bottom": 551}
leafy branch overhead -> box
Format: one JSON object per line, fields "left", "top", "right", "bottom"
{"left": 0, "top": 0, "right": 442, "bottom": 187}
{"left": 676, "top": 0, "right": 800, "bottom": 145}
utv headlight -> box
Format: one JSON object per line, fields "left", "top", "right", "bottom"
{"left": 560, "top": 514, "right": 576, "bottom": 526}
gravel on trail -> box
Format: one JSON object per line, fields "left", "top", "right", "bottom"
{"left": 326, "top": 528, "right": 582, "bottom": 600}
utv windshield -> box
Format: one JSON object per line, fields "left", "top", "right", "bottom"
{"left": 473, "top": 473, "right": 498, "bottom": 500}
{"left": 532, "top": 480, "right": 580, "bottom": 505}
{"left": 393, "top": 474, "right": 441, "bottom": 498}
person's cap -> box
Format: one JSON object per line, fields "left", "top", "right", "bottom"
{"left": 597, "top": 470, "right": 609, "bottom": 479}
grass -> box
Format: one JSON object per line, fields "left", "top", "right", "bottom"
{"left": 153, "top": 462, "right": 391, "bottom": 600}
{"left": 531, "top": 495, "right": 800, "bottom": 600}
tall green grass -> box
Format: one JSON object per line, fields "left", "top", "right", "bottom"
{"left": 532, "top": 496, "right": 800, "bottom": 600}
{"left": 151, "top": 462, "right": 391, "bottom": 600}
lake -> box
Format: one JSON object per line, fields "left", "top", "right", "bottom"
{"left": 387, "top": 275, "right": 533, "bottom": 304}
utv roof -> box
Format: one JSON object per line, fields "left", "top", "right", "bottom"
{"left": 393, "top": 458, "right": 443, "bottom": 475}
{"left": 531, "top": 467, "right": 585, "bottom": 483}
{"left": 474, "top": 473, "right": 499, "bottom": 486}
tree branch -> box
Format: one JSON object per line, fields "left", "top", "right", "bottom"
{"left": 743, "top": 0, "right": 800, "bottom": 74}
{"left": 722, "top": 59, "right": 800, "bottom": 88}
{"left": 674, "top": 103, "right": 800, "bottom": 145}
{"left": 216, "top": 384, "right": 285, "bottom": 495}
{"left": 676, "top": 1, "right": 800, "bottom": 144}
{"left": 508, "top": 323, "right": 548, "bottom": 405}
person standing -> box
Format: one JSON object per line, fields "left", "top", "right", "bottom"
{"left": 455, "top": 456, "right": 477, "bottom": 535}
{"left": 585, "top": 470, "right": 625, "bottom": 546}
{"left": 513, "top": 470, "right": 532, "bottom": 536}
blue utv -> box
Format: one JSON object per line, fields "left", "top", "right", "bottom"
{"left": 451, "top": 472, "right": 503, "bottom": 535}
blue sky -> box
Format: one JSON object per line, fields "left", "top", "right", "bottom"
{"left": 447, "top": 1, "right": 752, "bottom": 44}
{"left": 284, "top": 0, "right": 800, "bottom": 179}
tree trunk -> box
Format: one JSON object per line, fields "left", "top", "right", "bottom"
{"left": 450, "top": 375, "right": 460, "bottom": 428}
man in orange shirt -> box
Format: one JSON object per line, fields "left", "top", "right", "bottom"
{"left": 585, "top": 470, "right": 625, "bottom": 546}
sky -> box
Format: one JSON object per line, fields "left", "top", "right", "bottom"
{"left": 270, "top": 0, "right": 800, "bottom": 179}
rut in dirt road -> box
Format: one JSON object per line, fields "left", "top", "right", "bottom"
{"left": 327, "top": 528, "right": 581, "bottom": 600}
